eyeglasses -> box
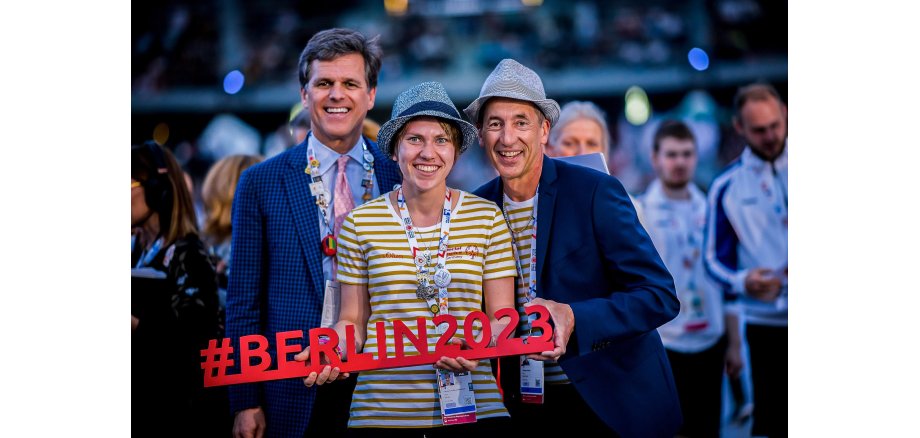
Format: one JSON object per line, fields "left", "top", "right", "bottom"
{"left": 131, "top": 180, "right": 142, "bottom": 188}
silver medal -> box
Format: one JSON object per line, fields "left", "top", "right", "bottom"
{"left": 416, "top": 283, "right": 436, "bottom": 300}
{"left": 363, "top": 149, "right": 375, "bottom": 163}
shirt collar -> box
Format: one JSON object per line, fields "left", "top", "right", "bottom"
{"left": 742, "top": 139, "right": 788, "bottom": 173}
{"left": 644, "top": 178, "right": 705, "bottom": 208}
{"left": 308, "top": 133, "right": 366, "bottom": 175}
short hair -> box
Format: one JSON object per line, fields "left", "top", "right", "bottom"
{"left": 298, "top": 28, "right": 383, "bottom": 90}
{"left": 131, "top": 142, "right": 199, "bottom": 246}
{"left": 733, "top": 82, "right": 784, "bottom": 120}
{"left": 201, "top": 154, "right": 264, "bottom": 246}
{"left": 653, "top": 120, "right": 696, "bottom": 153}
{"left": 549, "top": 101, "right": 610, "bottom": 153}
{"left": 390, "top": 116, "right": 462, "bottom": 159}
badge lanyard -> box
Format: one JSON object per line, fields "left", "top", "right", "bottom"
{"left": 760, "top": 163, "right": 788, "bottom": 226}
{"left": 397, "top": 187, "right": 476, "bottom": 425}
{"left": 305, "top": 134, "right": 376, "bottom": 261}
{"left": 133, "top": 235, "right": 164, "bottom": 269}
{"left": 501, "top": 189, "right": 539, "bottom": 326}
{"left": 502, "top": 189, "right": 545, "bottom": 404}
{"left": 669, "top": 199, "right": 708, "bottom": 332}
{"left": 396, "top": 187, "right": 452, "bottom": 314}
{"left": 769, "top": 162, "right": 789, "bottom": 309}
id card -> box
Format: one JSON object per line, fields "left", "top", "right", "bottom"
{"left": 436, "top": 370, "right": 477, "bottom": 425}
{"left": 320, "top": 280, "right": 340, "bottom": 329}
{"left": 520, "top": 358, "right": 544, "bottom": 404}
{"left": 309, "top": 181, "right": 325, "bottom": 197}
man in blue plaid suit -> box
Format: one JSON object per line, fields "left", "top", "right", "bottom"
{"left": 227, "top": 28, "right": 401, "bottom": 438}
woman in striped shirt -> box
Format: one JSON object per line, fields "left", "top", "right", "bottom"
{"left": 303, "top": 82, "right": 517, "bottom": 435}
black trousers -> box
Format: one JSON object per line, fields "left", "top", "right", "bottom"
{"left": 497, "top": 356, "right": 619, "bottom": 437}
{"left": 305, "top": 374, "right": 357, "bottom": 437}
{"left": 666, "top": 335, "right": 728, "bottom": 438}
{"left": 747, "top": 324, "right": 788, "bottom": 437}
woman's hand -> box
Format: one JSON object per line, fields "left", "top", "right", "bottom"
{"left": 433, "top": 338, "right": 481, "bottom": 373}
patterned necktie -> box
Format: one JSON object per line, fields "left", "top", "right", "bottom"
{"left": 333, "top": 155, "right": 356, "bottom": 239}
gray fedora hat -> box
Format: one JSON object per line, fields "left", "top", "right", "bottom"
{"left": 377, "top": 81, "right": 478, "bottom": 157}
{"left": 463, "top": 59, "right": 561, "bottom": 127}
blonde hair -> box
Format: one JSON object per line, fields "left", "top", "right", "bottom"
{"left": 201, "top": 154, "right": 264, "bottom": 245}
{"left": 363, "top": 118, "right": 381, "bottom": 142}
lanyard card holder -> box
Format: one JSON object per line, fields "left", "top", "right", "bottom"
{"left": 520, "top": 357, "right": 545, "bottom": 404}
{"left": 437, "top": 369, "right": 477, "bottom": 425}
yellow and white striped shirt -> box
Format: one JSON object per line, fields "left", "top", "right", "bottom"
{"left": 337, "top": 190, "right": 516, "bottom": 428}
{"left": 503, "top": 194, "right": 570, "bottom": 385}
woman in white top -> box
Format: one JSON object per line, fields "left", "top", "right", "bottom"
{"left": 298, "top": 82, "right": 517, "bottom": 435}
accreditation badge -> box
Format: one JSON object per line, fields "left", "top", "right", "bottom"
{"left": 436, "top": 369, "right": 477, "bottom": 425}
{"left": 320, "top": 280, "right": 341, "bottom": 329}
{"left": 520, "top": 357, "right": 544, "bottom": 404}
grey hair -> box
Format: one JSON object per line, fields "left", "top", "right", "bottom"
{"left": 549, "top": 101, "right": 611, "bottom": 153}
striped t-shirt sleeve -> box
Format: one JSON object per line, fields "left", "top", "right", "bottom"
{"left": 336, "top": 213, "right": 367, "bottom": 285}
{"left": 483, "top": 207, "right": 516, "bottom": 280}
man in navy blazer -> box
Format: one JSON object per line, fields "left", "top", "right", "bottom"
{"left": 467, "top": 59, "right": 682, "bottom": 437}
{"left": 226, "top": 29, "right": 401, "bottom": 438}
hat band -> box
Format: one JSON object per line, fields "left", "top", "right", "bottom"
{"left": 397, "top": 101, "right": 461, "bottom": 120}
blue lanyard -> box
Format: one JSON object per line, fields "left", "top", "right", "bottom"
{"left": 134, "top": 236, "right": 164, "bottom": 269}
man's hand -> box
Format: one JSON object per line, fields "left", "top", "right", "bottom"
{"left": 524, "top": 298, "right": 574, "bottom": 361}
{"left": 744, "top": 267, "right": 783, "bottom": 302}
{"left": 131, "top": 315, "right": 139, "bottom": 332}
{"left": 293, "top": 346, "right": 348, "bottom": 387}
{"left": 725, "top": 342, "right": 743, "bottom": 378}
{"left": 233, "top": 406, "right": 266, "bottom": 438}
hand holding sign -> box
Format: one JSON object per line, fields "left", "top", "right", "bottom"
{"left": 200, "top": 305, "right": 554, "bottom": 387}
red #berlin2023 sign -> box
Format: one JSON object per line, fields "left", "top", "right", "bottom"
{"left": 200, "top": 305, "right": 555, "bottom": 387}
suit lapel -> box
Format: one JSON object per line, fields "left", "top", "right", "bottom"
{"left": 535, "top": 155, "right": 557, "bottom": 295}
{"left": 283, "top": 144, "right": 325, "bottom": 297}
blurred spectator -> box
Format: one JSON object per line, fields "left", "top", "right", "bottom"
{"left": 614, "top": 89, "right": 723, "bottom": 195}
{"left": 546, "top": 99, "right": 645, "bottom": 225}
{"left": 704, "top": 82, "right": 788, "bottom": 438}
{"left": 264, "top": 106, "right": 312, "bottom": 158}
{"left": 291, "top": 107, "right": 311, "bottom": 144}
{"left": 362, "top": 118, "right": 381, "bottom": 143}
{"left": 638, "top": 120, "right": 742, "bottom": 438}
{"left": 546, "top": 101, "right": 611, "bottom": 159}
{"left": 131, "top": 141, "right": 229, "bottom": 436}
{"left": 200, "top": 154, "right": 264, "bottom": 316}
{"left": 197, "top": 113, "right": 261, "bottom": 161}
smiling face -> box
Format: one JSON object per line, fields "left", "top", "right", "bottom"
{"left": 393, "top": 117, "right": 459, "bottom": 196}
{"left": 552, "top": 118, "right": 606, "bottom": 157}
{"left": 478, "top": 98, "right": 549, "bottom": 195}
{"left": 300, "top": 53, "right": 377, "bottom": 152}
